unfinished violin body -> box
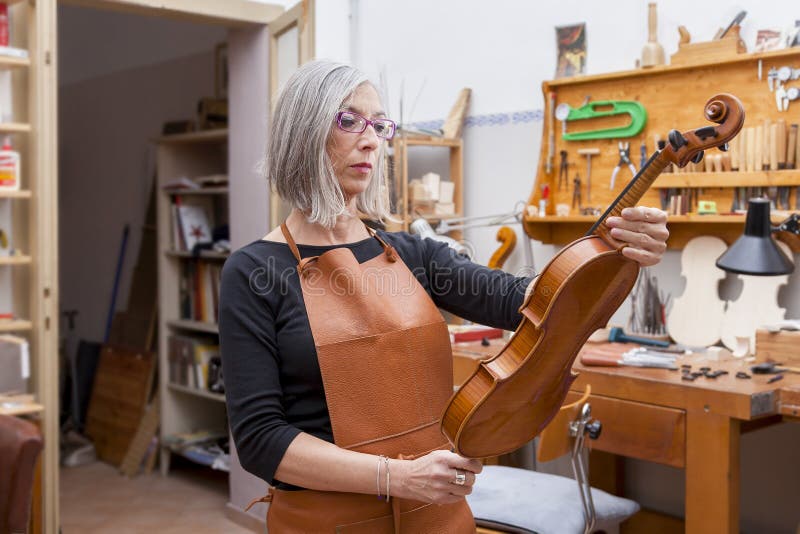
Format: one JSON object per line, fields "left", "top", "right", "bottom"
{"left": 441, "top": 94, "right": 745, "bottom": 458}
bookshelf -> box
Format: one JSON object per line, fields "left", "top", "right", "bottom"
{"left": 0, "top": 0, "right": 60, "bottom": 531}
{"left": 156, "top": 129, "right": 229, "bottom": 478}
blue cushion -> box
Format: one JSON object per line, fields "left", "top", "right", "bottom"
{"left": 466, "top": 465, "right": 639, "bottom": 534}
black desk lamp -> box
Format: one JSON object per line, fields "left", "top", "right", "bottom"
{"left": 715, "top": 198, "right": 798, "bottom": 276}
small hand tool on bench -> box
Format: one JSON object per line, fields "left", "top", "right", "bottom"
{"left": 751, "top": 362, "right": 800, "bottom": 375}
{"left": 581, "top": 346, "right": 678, "bottom": 369}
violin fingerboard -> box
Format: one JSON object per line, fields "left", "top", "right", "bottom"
{"left": 591, "top": 152, "right": 670, "bottom": 246}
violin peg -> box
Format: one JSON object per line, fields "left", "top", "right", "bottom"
{"left": 691, "top": 150, "right": 704, "bottom": 164}
{"left": 668, "top": 129, "right": 688, "bottom": 151}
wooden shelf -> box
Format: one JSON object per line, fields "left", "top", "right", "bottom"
{"left": 406, "top": 212, "right": 463, "bottom": 222}
{"left": 0, "top": 122, "right": 31, "bottom": 133}
{"left": 0, "top": 55, "right": 30, "bottom": 68}
{"left": 164, "top": 249, "right": 230, "bottom": 260}
{"left": 156, "top": 129, "right": 228, "bottom": 144}
{"left": 523, "top": 214, "right": 800, "bottom": 252}
{"left": 163, "top": 187, "right": 229, "bottom": 196}
{"left": 167, "top": 383, "right": 225, "bottom": 403}
{"left": 653, "top": 171, "right": 800, "bottom": 189}
{"left": 166, "top": 319, "right": 219, "bottom": 335}
{"left": 0, "top": 319, "right": 33, "bottom": 332}
{"left": 0, "top": 255, "right": 32, "bottom": 266}
{"left": 0, "top": 189, "right": 31, "bottom": 198}
{"left": 398, "top": 135, "right": 462, "bottom": 147}
{"left": 546, "top": 47, "right": 800, "bottom": 88}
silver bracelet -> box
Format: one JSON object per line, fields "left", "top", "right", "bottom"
{"left": 377, "top": 455, "right": 385, "bottom": 499}
{"left": 383, "top": 456, "right": 391, "bottom": 503}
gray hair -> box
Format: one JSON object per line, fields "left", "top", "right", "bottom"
{"left": 267, "top": 60, "right": 392, "bottom": 228}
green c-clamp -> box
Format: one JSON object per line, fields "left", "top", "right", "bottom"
{"left": 562, "top": 100, "right": 647, "bottom": 141}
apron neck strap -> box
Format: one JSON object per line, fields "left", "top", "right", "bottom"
{"left": 280, "top": 221, "right": 397, "bottom": 265}
{"left": 280, "top": 222, "right": 303, "bottom": 263}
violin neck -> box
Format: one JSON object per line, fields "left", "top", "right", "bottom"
{"left": 589, "top": 151, "right": 670, "bottom": 242}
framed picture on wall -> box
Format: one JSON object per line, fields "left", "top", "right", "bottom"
{"left": 555, "top": 23, "right": 586, "bottom": 78}
{"left": 215, "top": 43, "right": 228, "bottom": 99}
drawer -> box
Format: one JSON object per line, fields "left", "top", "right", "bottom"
{"left": 566, "top": 391, "right": 686, "bottom": 468}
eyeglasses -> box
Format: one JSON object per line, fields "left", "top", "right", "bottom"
{"left": 335, "top": 111, "right": 396, "bottom": 140}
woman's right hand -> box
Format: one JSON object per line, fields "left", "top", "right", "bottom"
{"left": 391, "top": 450, "right": 482, "bottom": 504}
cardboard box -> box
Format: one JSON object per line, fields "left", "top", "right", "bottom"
{"left": 0, "top": 335, "right": 29, "bottom": 395}
{"left": 755, "top": 328, "right": 800, "bottom": 366}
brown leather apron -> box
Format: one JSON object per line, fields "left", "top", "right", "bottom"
{"left": 250, "top": 223, "right": 475, "bottom": 533}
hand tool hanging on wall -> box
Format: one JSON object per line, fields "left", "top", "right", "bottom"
{"left": 572, "top": 174, "right": 582, "bottom": 209}
{"left": 577, "top": 148, "right": 600, "bottom": 203}
{"left": 558, "top": 150, "right": 569, "bottom": 190}
{"left": 610, "top": 142, "right": 637, "bottom": 189}
{"left": 558, "top": 100, "right": 648, "bottom": 141}
{"left": 639, "top": 139, "right": 647, "bottom": 169}
{"left": 546, "top": 92, "right": 556, "bottom": 174}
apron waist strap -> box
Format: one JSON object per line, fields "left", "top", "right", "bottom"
{"left": 265, "top": 487, "right": 473, "bottom": 534}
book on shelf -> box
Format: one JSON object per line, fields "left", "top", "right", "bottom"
{"left": 0, "top": 334, "right": 29, "bottom": 395}
{"left": 169, "top": 195, "right": 216, "bottom": 252}
{"left": 179, "top": 260, "right": 222, "bottom": 323}
{"left": 0, "top": 198, "right": 11, "bottom": 256}
{"left": 167, "top": 334, "right": 219, "bottom": 391}
{"left": 178, "top": 201, "right": 212, "bottom": 252}
{"left": 0, "top": 265, "right": 11, "bottom": 320}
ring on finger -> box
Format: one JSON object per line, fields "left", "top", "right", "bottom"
{"left": 453, "top": 469, "right": 466, "bottom": 486}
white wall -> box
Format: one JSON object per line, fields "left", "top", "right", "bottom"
{"left": 314, "top": 1, "right": 800, "bottom": 532}
{"left": 58, "top": 5, "right": 226, "bottom": 86}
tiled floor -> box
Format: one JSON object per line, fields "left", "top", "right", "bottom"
{"left": 60, "top": 460, "right": 256, "bottom": 533}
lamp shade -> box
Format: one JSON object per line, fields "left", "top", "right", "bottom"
{"left": 715, "top": 198, "right": 794, "bottom": 275}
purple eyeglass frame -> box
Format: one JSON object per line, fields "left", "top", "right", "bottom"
{"left": 336, "top": 111, "right": 396, "bottom": 139}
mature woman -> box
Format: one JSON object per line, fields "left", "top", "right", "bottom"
{"left": 219, "top": 60, "right": 668, "bottom": 533}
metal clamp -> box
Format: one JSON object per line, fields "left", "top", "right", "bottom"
{"left": 568, "top": 403, "right": 603, "bottom": 534}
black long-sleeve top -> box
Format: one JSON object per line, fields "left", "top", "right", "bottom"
{"left": 218, "top": 231, "right": 532, "bottom": 487}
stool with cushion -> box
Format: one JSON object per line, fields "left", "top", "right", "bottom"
{"left": 466, "top": 387, "right": 639, "bottom": 534}
{"left": 0, "top": 414, "right": 43, "bottom": 534}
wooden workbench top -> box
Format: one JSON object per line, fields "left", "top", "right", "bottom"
{"left": 451, "top": 339, "right": 799, "bottom": 421}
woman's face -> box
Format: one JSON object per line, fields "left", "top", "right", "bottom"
{"left": 327, "top": 83, "right": 386, "bottom": 202}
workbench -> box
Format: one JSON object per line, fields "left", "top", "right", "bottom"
{"left": 451, "top": 339, "right": 800, "bottom": 534}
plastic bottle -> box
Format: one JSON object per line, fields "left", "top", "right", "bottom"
{"left": 0, "top": 3, "right": 8, "bottom": 48}
{"left": 0, "top": 136, "right": 20, "bottom": 190}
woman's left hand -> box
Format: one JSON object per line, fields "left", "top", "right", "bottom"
{"left": 605, "top": 207, "right": 668, "bottom": 267}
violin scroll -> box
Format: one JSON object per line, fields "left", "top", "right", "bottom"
{"left": 662, "top": 93, "right": 744, "bottom": 168}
